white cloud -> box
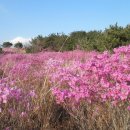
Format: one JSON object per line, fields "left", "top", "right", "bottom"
{"left": 10, "top": 37, "right": 31, "bottom": 46}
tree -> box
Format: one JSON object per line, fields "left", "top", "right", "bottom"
{"left": 14, "top": 42, "right": 23, "bottom": 48}
{"left": 104, "top": 23, "right": 125, "bottom": 49}
{"left": 29, "top": 35, "right": 46, "bottom": 52}
{"left": 45, "top": 33, "right": 68, "bottom": 51}
{"left": 2, "top": 42, "right": 13, "bottom": 48}
{"left": 69, "top": 31, "right": 87, "bottom": 50}
{"left": 26, "top": 34, "right": 69, "bottom": 53}
{"left": 123, "top": 24, "right": 130, "bottom": 43}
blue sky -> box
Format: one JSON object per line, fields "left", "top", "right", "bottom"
{"left": 0, "top": 0, "right": 130, "bottom": 44}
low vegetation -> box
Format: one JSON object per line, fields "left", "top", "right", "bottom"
{"left": 0, "top": 45, "right": 130, "bottom": 130}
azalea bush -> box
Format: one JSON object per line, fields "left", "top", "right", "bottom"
{"left": 0, "top": 46, "right": 130, "bottom": 129}
{"left": 51, "top": 48, "right": 130, "bottom": 106}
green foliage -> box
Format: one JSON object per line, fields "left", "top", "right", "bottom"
{"left": 69, "top": 31, "right": 87, "bottom": 50}
{"left": 24, "top": 45, "right": 33, "bottom": 53}
{"left": 2, "top": 42, "right": 13, "bottom": 48}
{"left": 28, "top": 35, "right": 47, "bottom": 53}
{"left": 27, "top": 34, "right": 70, "bottom": 53}
{"left": 44, "top": 33, "right": 68, "bottom": 51}
{"left": 25, "top": 23, "right": 130, "bottom": 53}
{"left": 14, "top": 42, "right": 23, "bottom": 48}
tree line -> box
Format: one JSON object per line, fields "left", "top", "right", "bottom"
{"left": 1, "top": 23, "right": 130, "bottom": 53}
{"left": 0, "top": 42, "right": 23, "bottom": 53}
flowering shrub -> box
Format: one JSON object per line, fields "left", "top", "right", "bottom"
{"left": 0, "top": 46, "right": 130, "bottom": 107}
{"left": 0, "top": 45, "right": 130, "bottom": 129}
{"left": 0, "top": 78, "right": 37, "bottom": 130}
{"left": 51, "top": 46, "right": 130, "bottom": 108}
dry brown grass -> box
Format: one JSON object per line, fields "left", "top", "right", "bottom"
{"left": 0, "top": 71, "right": 130, "bottom": 130}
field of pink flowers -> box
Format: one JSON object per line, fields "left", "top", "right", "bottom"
{"left": 0, "top": 45, "right": 130, "bottom": 130}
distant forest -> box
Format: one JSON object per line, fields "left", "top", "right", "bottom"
{"left": 1, "top": 23, "right": 130, "bottom": 53}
